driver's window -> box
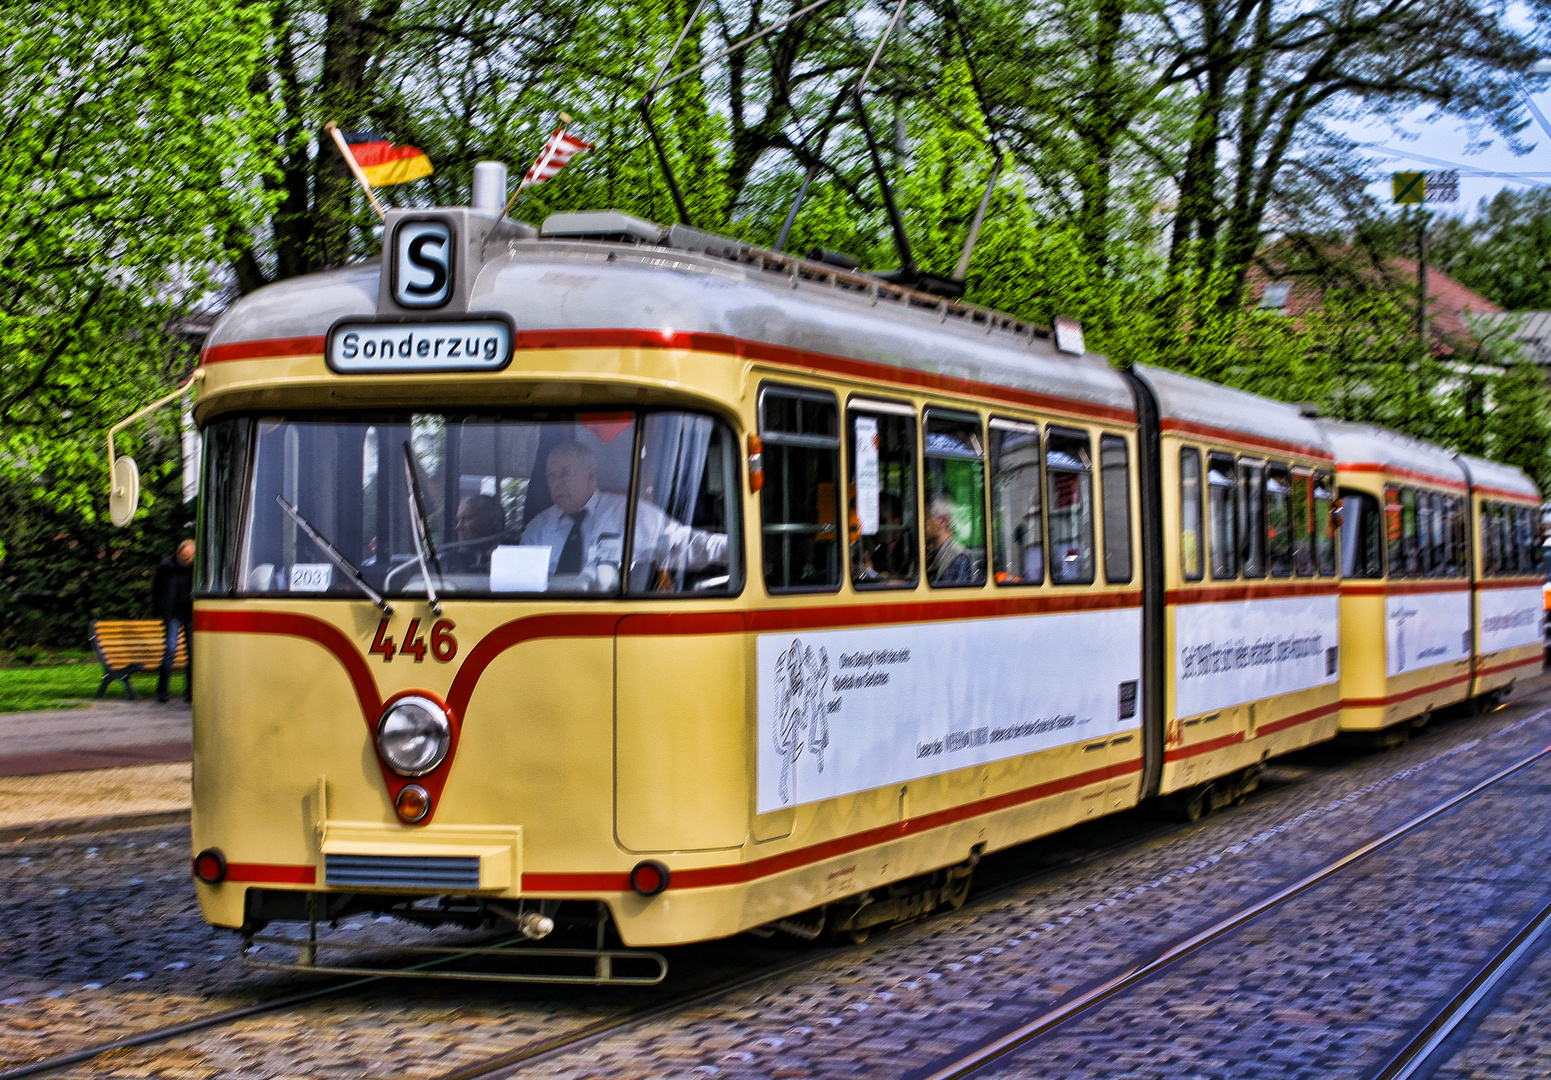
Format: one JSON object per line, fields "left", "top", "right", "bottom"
{"left": 626, "top": 412, "right": 741, "bottom": 595}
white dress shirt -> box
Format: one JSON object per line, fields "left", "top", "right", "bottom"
{"left": 521, "top": 489, "right": 728, "bottom": 585}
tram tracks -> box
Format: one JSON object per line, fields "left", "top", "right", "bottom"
{"left": 4, "top": 705, "right": 1544, "bottom": 1079}
{"left": 906, "top": 739, "right": 1551, "bottom": 1080}
{"left": 1370, "top": 892, "right": 1551, "bottom": 1080}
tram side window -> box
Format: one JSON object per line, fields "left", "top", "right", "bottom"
{"left": 1385, "top": 485, "right": 1404, "bottom": 578}
{"left": 1239, "top": 459, "right": 1266, "bottom": 578}
{"left": 1513, "top": 502, "right": 1526, "bottom": 574}
{"left": 1494, "top": 504, "right": 1507, "bottom": 576}
{"left": 1207, "top": 453, "right": 1238, "bottom": 579}
{"left": 1518, "top": 506, "right": 1537, "bottom": 574}
{"left": 759, "top": 387, "right": 842, "bottom": 591}
{"left": 849, "top": 402, "right": 919, "bottom": 588}
{"left": 1290, "top": 471, "right": 1313, "bottom": 577}
{"left": 924, "top": 411, "right": 987, "bottom": 588}
{"left": 1448, "top": 496, "right": 1467, "bottom": 578}
{"left": 1340, "top": 489, "right": 1384, "bottom": 578}
{"left": 1179, "top": 447, "right": 1204, "bottom": 582}
{"left": 1265, "top": 464, "right": 1293, "bottom": 578}
{"left": 1480, "top": 502, "right": 1501, "bottom": 577}
{"left": 1314, "top": 471, "right": 1337, "bottom": 576}
{"left": 1399, "top": 487, "right": 1421, "bottom": 577}
{"left": 991, "top": 419, "right": 1044, "bottom": 586}
{"left": 1507, "top": 506, "right": 1523, "bottom": 575}
{"left": 196, "top": 417, "right": 251, "bottom": 596}
{"left": 1099, "top": 435, "right": 1133, "bottom": 584}
{"left": 1414, "top": 490, "right": 1432, "bottom": 576}
{"left": 627, "top": 413, "right": 741, "bottom": 595}
{"left": 1431, "top": 492, "right": 1449, "bottom": 577}
{"left": 1046, "top": 428, "right": 1096, "bottom": 584}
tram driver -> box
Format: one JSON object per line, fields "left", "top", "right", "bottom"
{"left": 522, "top": 441, "right": 729, "bottom": 590}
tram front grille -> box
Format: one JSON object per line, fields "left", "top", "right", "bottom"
{"left": 324, "top": 853, "right": 481, "bottom": 890}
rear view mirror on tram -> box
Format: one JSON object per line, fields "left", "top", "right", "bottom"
{"left": 104, "top": 371, "right": 204, "bottom": 527}
{"left": 108, "top": 455, "right": 140, "bottom": 526}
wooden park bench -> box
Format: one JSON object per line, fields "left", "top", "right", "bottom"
{"left": 88, "top": 620, "right": 188, "bottom": 700}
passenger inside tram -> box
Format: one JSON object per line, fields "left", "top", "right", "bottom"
{"left": 441, "top": 494, "right": 507, "bottom": 572}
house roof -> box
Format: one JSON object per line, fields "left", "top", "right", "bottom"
{"left": 1248, "top": 251, "right": 1502, "bottom": 354}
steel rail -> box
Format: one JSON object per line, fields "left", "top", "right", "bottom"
{"left": 910, "top": 739, "right": 1551, "bottom": 1080}
{"left": 1370, "top": 892, "right": 1551, "bottom": 1080}
{"left": 429, "top": 823, "right": 1196, "bottom": 1079}
{"left": 0, "top": 935, "right": 524, "bottom": 1080}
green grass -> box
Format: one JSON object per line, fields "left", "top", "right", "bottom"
{"left": 0, "top": 662, "right": 185, "bottom": 713}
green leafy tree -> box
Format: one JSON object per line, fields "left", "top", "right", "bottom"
{"left": 1430, "top": 189, "right": 1551, "bottom": 311}
{"left": 0, "top": 0, "right": 276, "bottom": 527}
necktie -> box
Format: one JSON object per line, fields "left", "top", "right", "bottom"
{"left": 556, "top": 508, "right": 588, "bottom": 573}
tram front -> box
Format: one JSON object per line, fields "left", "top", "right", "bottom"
{"left": 184, "top": 204, "right": 750, "bottom": 974}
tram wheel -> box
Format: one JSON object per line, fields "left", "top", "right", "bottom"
{"left": 845, "top": 926, "right": 871, "bottom": 945}
{"left": 1174, "top": 786, "right": 1209, "bottom": 823}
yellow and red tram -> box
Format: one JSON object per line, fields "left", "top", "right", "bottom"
{"left": 1140, "top": 368, "right": 1342, "bottom": 816}
{"left": 1458, "top": 453, "right": 1545, "bottom": 702}
{"left": 1318, "top": 421, "right": 1476, "bottom": 737}
{"left": 107, "top": 194, "right": 1540, "bottom": 978}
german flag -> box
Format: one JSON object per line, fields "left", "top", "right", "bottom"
{"left": 340, "top": 131, "right": 433, "bottom": 187}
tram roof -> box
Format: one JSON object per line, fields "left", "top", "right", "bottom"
{"left": 1312, "top": 419, "right": 1468, "bottom": 490}
{"left": 1132, "top": 364, "right": 1334, "bottom": 461}
{"left": 1455, "top": 453, "right": 1541, "bottom": 502}
{"left": 203, "top": 223, "right": 1137, "bottom": 421}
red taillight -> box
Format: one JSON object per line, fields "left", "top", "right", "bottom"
{"left": 192, "top": 848, "right": 227, "bottom": 884}
{"left": 629, "top": 859, "right": 670, "bottom": 897}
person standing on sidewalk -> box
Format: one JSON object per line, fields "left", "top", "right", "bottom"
{"left": 152, "top": 539, "right": 194, "bottom": 703}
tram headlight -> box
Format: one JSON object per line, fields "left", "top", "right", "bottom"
{"left": 375, "top": 696, "right": 451, "bottom": 777}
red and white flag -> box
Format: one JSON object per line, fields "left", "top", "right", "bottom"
{"left": 520, "top": 126, "right": 593, "bottom": 189}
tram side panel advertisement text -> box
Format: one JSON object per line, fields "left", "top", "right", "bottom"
{"left": 1174, "top": 595, "right": 1340, "bottom": 717}
{"left": 1384, "top": 590, "right": 1471, "bottom": 677}
{"left": 755, "top": 609, "right": 1143, "bottom": 813}
{"left": 1477, "top": 586, "right": 1544, "bottom": 654}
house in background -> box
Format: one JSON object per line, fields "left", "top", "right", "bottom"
{"left": 1251, "top": 254, "right": 1506, "bottom": 363}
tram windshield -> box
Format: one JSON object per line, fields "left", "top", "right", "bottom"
{"left": 197, "top": 410, "right": 741, "bottom": 598}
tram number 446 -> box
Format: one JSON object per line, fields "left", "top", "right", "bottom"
{"left": 369, "top": 617, "right": 457, "bottom": 663}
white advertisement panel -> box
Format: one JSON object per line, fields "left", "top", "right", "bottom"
{"left": 1386, "top": 590, "right": 1471, "bottom": 676}
{"left": 1174, "top": 595, "right": 1340, "bottom": 717}
{"left": 755, "top": 609, "right": 1142, "bottom": 813}
{"left": 1478, "top": 587, "right": 1544, "bottom": 654}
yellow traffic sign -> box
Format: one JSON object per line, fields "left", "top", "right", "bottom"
{"left": 1393, "top": 172, "right": 1426, "bottom": 204}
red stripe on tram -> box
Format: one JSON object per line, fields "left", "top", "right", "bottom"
{"left": 197, "top": 329, "right": 1138, "bottom": 424}
{"left": 225, "top": 862, "right": 317, "bottom": 885}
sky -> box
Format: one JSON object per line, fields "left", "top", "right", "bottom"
{"left": 1353, "top": 75, "right": 1551, "bottom": 219}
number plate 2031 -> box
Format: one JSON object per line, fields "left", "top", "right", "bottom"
{"left": 370, "top": 618, "right": 457, "bottom": 663}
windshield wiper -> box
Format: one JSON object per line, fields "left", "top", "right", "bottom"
{"left": 275, "top": 496, "right": 393, "bottom": 615}
{"left": 402, "top": 441, "right": 444, "bottom": 616}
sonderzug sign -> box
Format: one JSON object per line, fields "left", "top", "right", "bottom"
{"left": 327, "top": 318, "right": 513, "bottom": 373}
{"left": 392, "top": 218, "right": 453, "bottom": 308}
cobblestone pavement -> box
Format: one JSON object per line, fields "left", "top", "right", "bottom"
{"left": 2, "top": 686, "right": 1549, "bottom": 1079}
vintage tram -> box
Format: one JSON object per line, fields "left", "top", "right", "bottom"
{"left": 106, "top": 187, "right": 1541, "bottom": 981}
